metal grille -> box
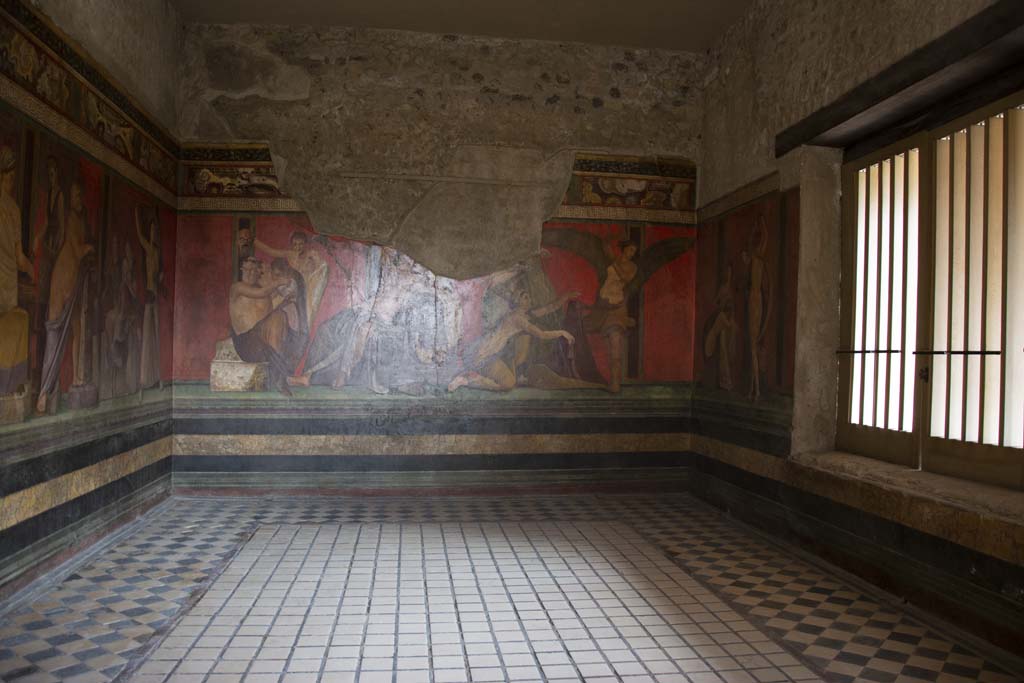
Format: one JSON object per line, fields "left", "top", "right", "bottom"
{"left": 848, "top": 149, "right": 920, "bottom": 432}
{"left": 931, "top": 108, "right": 1023, "bottom": 448}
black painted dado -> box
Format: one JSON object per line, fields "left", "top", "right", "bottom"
{"left": 695, "top": 457, "right": 1024, "bottom": 599}
{"left": 689, "top": 455, "right": 1024, "bottom": 652}
{"left": 691, "top": 396, "right": 792, "bottom": 457}
{"left": 691, "top": 415, "right": 789, "bottom": 457}
{"left": 173, "top": 451, "right": 695, "bottom": 473}
{"left": 0, "top": 419, "right": 172, "bottom": 498}
{"left": 0, "top": 459, "right": 171, "bottom": 560}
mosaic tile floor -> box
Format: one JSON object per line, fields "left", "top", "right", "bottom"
{"left": 0, "top": 495, "right": 1019, "bottom": 683}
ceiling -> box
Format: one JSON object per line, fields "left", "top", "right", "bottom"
{"left": 171, "top": 0, "right": 752, "bottom": 52}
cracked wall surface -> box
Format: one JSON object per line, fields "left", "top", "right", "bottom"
{"left": 700, "top": 0, "right": 997, "bottom": 204}
{"left": 29, "top": 0, "right": 183, "bottom": 135}
{"left": 178, "top": 24, "right": 704, "bottom": 279}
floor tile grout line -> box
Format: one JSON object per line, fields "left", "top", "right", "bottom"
{"left": 439, "top": 522, "right": 471, "bottom": 683}
{"left": 213, "top": 524, "right": 299, "bottom": 683}
{"left": 619, "top": 504, "right": 895, "bottom": 682}
{"left": 473, "top": 521, "right": 529, "bottom": 683}
{"left": 549, "top": 520, "right": 721, "bottom": 683}
{"left": 220, "top": 524, "right": 299, "bottom": 683}
{"left": 390, "top": 522, "right": 403, "bottom": 683}
{"left": 526, "top": 521, "right": 627, "bottom": 682}
{"left": 2, "top": 494, "right": 1018, "bottom": 683}
{"left": 505, "top": 520, "right": 627, "bottom": 682}
{"left": 453, "top": 523, "right": 478, "bottom": 683}
{"left": 354, "top": 522, "right": 384, "bottom": 683}
{"left": 0, "top": 496, "right": 179, "bottom": 621}
{"left": 225, "top": 525, "right": 286, "bottom": 683}
{"left": 298, "top": 523, "right": 337, "bottom": 678}
{"left": 668, "top": 494, "right": 1024, "bottom": 680}
{"left": 315, "top": 524, "right": 364, "bottom": 683}
{"left": 422, "top": 523, "right": 438, "bottom": 683}
{"left": 492, "top": 521, "right": 570, "bottom": 682}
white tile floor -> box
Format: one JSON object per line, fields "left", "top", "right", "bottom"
{"left": 3, "top": 495, "right": 1018, "bottom": 683}
{"left": 131, "top": 523, "right": 820, "bottom": 683}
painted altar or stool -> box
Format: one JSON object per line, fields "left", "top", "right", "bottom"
{"left": 210, "top": 338, "right": 268, "bottom": 392}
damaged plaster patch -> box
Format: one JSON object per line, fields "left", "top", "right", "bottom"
{"left": 392, "top": 147, "right": 575, "bottom": 279}
{"left": 203, "top": 41, "right": 311, "bottom": 102}
{"left": 179, "top": 25, "right": 311, "bottom": 140}
{"left": 180, "top": 23, "right": 704, "bottom": 278}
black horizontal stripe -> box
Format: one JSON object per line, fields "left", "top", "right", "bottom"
{"left": 173, "top": 451, "right": 695, "bottom": 473}
{"left": 0, "top": 420, "right": 172, "bottom": 498}
{"left": 691, "top": 456, "right": 1024, "bottom": 651}
{"left": 0, "top": 459, "right": 170, "bottom": 559}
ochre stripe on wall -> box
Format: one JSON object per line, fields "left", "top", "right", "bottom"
{"left": 0, "top": 437, "right": 171, "bottom": 531}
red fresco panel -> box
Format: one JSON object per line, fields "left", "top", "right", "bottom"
{"left": 541, "top": 222, "right": 625, "bottom": 382}
{"left": 642, "top": 225, "right": 695, "bottom": 381}
{"left": 173, "top": 214, "right": 233, "bottom": 380}
{"left": 694, "top": 190, "right": 799, "bottom": 398}
{"left": 158, "top": 205, "right": 176, "bottom": 380}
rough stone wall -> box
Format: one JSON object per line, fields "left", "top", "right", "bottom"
{"left": 781, "top": 146, "right": 842, "bottom": 456}
{"left": 701, "top": 0, "right": 997, "bottom": 204}
{"left": 29, "top": 0, "right": 183, "bottom": 135}
{"left": 178, "top": 24, "right": 704, "bottom": 278}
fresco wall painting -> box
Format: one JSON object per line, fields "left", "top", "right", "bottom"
{"left": 165, "top": 152, "right": 700, "bottom": 405}
{"left": 0, "top": 0, "right": 812, "bottom": 600}
{"left": 175, "top": 214, "right": 697, "bottom": 402}
{"left": 693, "top": 186, "right": 800, "bottom": 453}
{"left": 0, "top": 0, "right": 798, "bottom": 451}
{"left": 0, "top": 101, "right": 175, "bottom": 426}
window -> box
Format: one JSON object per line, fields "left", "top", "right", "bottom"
{"left": 839, "top": 93, "right": 1024, "bottom": 488}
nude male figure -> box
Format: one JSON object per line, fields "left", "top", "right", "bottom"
{"left": 447, "top": 288, "right": 575, "bottom": 393}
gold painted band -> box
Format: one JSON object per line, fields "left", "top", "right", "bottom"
{"left": 0, "top": 438, "right": 171, "bottom": 532}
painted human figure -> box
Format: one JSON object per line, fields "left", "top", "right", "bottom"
{"left": 101, "top": 235, "right": 140, "bottom": 399}
{"left": 37, "top": 179, "right": 93, "bottom": 413}
{"left": 703, "top": 266, "right": 737, "bottom": 391}
{"left": 135, "top": 207, "right": 161, "bottom": 390}
{"left": 315, "top": 247, "right": 429, "bottom": 391}
{"left": 235, "top": 219, "right": 254, "bottom": 280}
{"left": 0, "top": 146, "right": 34, "bottom": 397}
{"left": 255, "top": 230, "right": 327, "bottom": 328}
{"left": 34, "top": 157, "right": 64, "bottom": 343}
{"left": 229, "top": 257, "right": 308, "bottom": 395}
{"left": 584, "top": 238, "right": 638, "bottom": 393}
{"left": 447, "top": 287, "right": 575, "bottom": 393}
{"left": 742, "top": 216, "right": 772, "bottom": 402}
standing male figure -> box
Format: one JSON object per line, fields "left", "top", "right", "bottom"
{"left": 0, "top": 146, "right": 33, "bottom": 397}
{"left": 136, "top": 207, "right": 162, "bottom": 390}
{"left": 37, "top": 179, "right": 93, "bottom": 413}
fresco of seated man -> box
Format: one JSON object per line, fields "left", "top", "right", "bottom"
{"left": 229, "top": 256, "right": 308, "bottom": 395}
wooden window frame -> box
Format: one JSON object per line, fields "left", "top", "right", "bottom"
{"left": 838, "top": 91, "right": 1024, "bottom": 489}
